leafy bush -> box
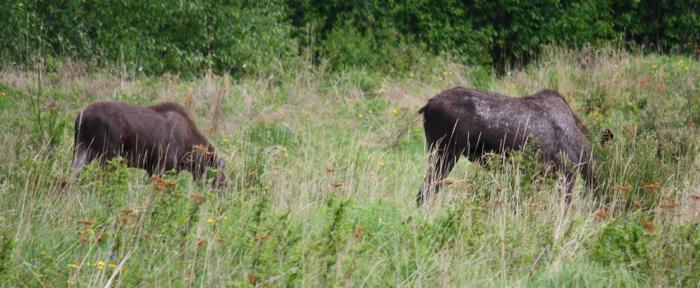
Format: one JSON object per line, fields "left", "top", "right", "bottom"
{"left": 0, "top": 0, "right": 297, "bottom": 76}
{"left": 591, "top": 215, "right": 651, "bottom": 272}
{"left": 1, "top": 0, "right": 698, "bottom": 75}
{"left": 287, "top": 0, "right": 699, "bottom": 72}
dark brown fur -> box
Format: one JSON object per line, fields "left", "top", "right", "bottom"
{"left": 417, "top": 87, "right": 595, "bottom": 205}
{"left": 72, "top": 101, "right": 226, "bottom": 186}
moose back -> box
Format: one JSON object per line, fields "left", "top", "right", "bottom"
{"left": 72, "top": 101, "right": 226, "bottom": 186}
{"left": 417, "top": 87, "right": 595, "bottom": 205}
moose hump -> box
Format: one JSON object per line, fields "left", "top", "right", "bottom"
{"left": 417, "top": 87, "right": 595, "bottom": 205}
{"left": 72, "top": 101, "right": 226, "bottom": 186}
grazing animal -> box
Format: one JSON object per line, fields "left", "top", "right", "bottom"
{"left": 417, "top": 87, "right": 595, "bottom": 205}
{"left": 72, "top": 101, "right": 226, "bottom": 186}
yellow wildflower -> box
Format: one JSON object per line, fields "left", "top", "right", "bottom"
{"left": 79, "top": 228, "right": 93, "bottom": 235}
{"left": 68, "top": 263, "right": 79, "bottom": 269}
{"left": 95, "top": 261, "right": 105, "bottom": 270}
{"left": 207, "top": 218, "right": 216, "bottom": 224}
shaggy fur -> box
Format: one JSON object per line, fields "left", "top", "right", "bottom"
{"left": 417, "top": 87, "right": 595, "bottom": 205}
{"left": 72, "top": 101, "right": 226, "bottom": 186}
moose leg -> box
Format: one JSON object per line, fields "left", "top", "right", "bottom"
{"left": 562, "top": 141, "right": 596, "bottom": 196}
{"left": 153, "top": 146, "right": 177, "bottom": 177}
{"left": 562, "top": 168, "right": 577, "bottom": 205}
{"left": 574, "top": 146, "right": 596, "bottom": 192}
{"left": 541, "top": 145, "right": 577, "bottom": 205}
{"left": 417, "top": 144, "right": 460, "bottom": 206}
{"left": 214, "top": 158, "right": 227, "bottom": 188}
{"left": 95, "top": 134, "right": 121, "bottom": 171}
{"left": 98, "top": 150, "right": 119, "bottom": 171}
{"left": 551, "top": 156, "right": 577, "bottom": 205}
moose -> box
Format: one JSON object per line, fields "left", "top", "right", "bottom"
{"left": 72, "top": 101, "right": 226, "bottom": 186}
{"left": 417, "top": 87, "right": 595, "bottom": 205}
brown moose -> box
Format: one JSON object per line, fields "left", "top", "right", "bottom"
{"left": 72, "top": 101, "right": 226, "bottom": 186}
{"left": 417, "top": 87, "right": 595, "bottom": 205}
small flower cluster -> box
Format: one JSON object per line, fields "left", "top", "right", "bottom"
{"left": 207, "top": 215, "right": 229, "bottom": 224}
{"left": 67, "top": 261, "right": 125, "bottom": 271}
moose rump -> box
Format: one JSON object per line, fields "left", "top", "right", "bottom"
{"left": 417, "top": 87, "right": 594, "bottom": 205}
{"left": 72, "top": 101, "right": 225, "bottom": 185}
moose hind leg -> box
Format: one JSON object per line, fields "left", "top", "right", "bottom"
{"left": 417, "top": 145, "right": 460, "bottom": 206}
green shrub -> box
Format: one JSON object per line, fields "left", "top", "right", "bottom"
{"left": 591, "top": 215, "right": 651, "bottom": 273}
{"left": 0, "top": 0, "right": 297, "bottom": 77}
{"left": 2, "top": 1, "right": 698, "bottom": 76}
{"left": 286, "top": 0, "right": 699, "bottom": 72}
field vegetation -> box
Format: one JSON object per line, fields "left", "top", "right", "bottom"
{"left": 0, "top": 46, "right": 699, "bottom": 286}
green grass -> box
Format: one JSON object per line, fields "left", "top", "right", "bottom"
{"left": 0, "top": 47, "right": 699, "bottom": 287}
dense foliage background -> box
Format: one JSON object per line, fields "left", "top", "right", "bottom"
{"left": 2, "top": 0, "right": 699, "bottom": 75}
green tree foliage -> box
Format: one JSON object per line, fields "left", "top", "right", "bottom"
{"left": 0, "top": 0, "right": 698, "bottom": 75}
{"left": 0, "top": 0, "right": 296, "bottom": 76}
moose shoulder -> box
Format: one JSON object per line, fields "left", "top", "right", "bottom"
{"left": 417, "top": 87, "right": 595, "bottom": 205}
{"left": 72, "top": 101, "right": 226, "bottom": 186}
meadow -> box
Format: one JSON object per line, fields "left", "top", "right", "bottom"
{"left": 0, "top": 47, "right": 699, "bottom": 287}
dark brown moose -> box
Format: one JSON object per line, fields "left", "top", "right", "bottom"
{"left": 72, "top": 101, "right": 226, "bottom": 186}
{"left": 417, "top": 87, "right": 595, "bottom": 205}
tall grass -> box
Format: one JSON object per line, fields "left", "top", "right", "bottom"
{"left": 0, "top": 47, "right": 698, "bottom": 286}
